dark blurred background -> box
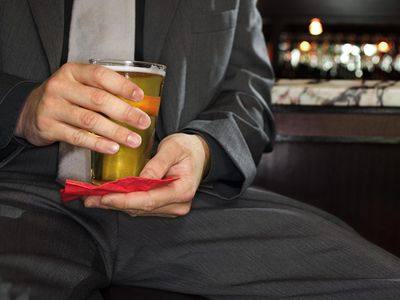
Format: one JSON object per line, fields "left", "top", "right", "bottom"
{"left": 254, "top": 0, "right": 400, "bottom": 258}
{"left": 258, "top": 0, "right": 400, "bottom": 80}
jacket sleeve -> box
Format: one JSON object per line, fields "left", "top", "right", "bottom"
{"left": 182, "top": 0, "right": 275, "bottom": 199}
{"left": 0, "top": 72, "right": 38, "bottom": 168}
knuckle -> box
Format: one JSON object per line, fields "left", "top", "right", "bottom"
{"left": 119, "top": 196, "right": 130, "bottom": 210}
{"left": 93, "top": 138, "right": 103, "bottom": 152}
{"left": 39, "top": 95, "right": 55, "bottom": 111}
{"left": 35, "top": 116, "right": 51, "bottom": 132}
{"left": 71, "top": 129, "right": 87, "bottom": 146}
{"left": 93, "top": 65, "right": 107, "bottom": 82}
{"left": 177, "top": 144, "right": 188, "bottom": 158}
{"left": 90, "top": 89, "right": 108, "bottom": 106}
{"left": 142, "top": 166, "right": 158, "bottom": 179}
{"left": 112, "top": 126, "right": 129, "bottom": 143}
{"left": 163, "top": 139, "right": 185, "bottom": 157}
{"left": 63, "top": 62, "right": 75, "bottom": 69}
{"left": 123, "top": 105, "right": 140, "bottom": 123}
{"left": 120, "top": 79, "right": 134, "bottom": 96}
{"left": 44, "top": 76, "right": 62, "bottom": 94}
{"left": 60, "top": 62, "right": 73, "bottom": 73}
{"left": 80, "top": 111, "right": 98, "bottom": 129}
{"left": 143, "top": 198, "right": 156, "bottom": 212}
{"left": 157, "top": 159, "right": 169, "bottom": 172}
{"left": 148, "top": 158, "right": 169, "bottom": 176}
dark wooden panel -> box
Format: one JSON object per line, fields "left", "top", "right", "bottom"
{"left": 275, "top": 112, "right": 400, "bottom": 138}
{"left": 254, "top": 142, "right": 400, "bottom": 257}
{"left": 258, "top": 0, "right": 400, "bottom": 22}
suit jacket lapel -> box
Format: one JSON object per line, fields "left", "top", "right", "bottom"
{"left": 144, "top": 0, "right": 181, "bottom": 62}
{"left": 28, "top": 0, "right": 64, "bottom": 73}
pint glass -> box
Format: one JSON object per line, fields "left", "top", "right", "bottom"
{"left": 89, "top": 59, "right": 166, "bottom": 184}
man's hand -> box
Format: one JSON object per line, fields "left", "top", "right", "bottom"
{"left": 84, "top": 133, "right": 210, "bottom": 217}
{"left": 15, "top": 63, "right": 150, "bottom": 153}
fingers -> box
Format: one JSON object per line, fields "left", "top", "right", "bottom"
{"left": 55, "top": 123, "right": 120, "bottom": 154}
{"left": 84, "top": 195, "right": 191, "bottom": 217}
{"left": 98, "top": 179, "right": 195, "bottom": 210}
{"left": 59, "top": 79, "right": 151, "bottom": 131}
{"left": 100, "top": 187, "right": 178, "bottom": 211}
{"left": 45, "top": 63, "right": 152, "bottom": 150}
{"left": 55, "top": 102, "right": 142, "bottom": 150}
{"left": 17, "top": 62, "right": 152, "bottom": 148}
{"left": 81, "top": 134, "right": 204, "bottom": 218}
{"left": 65, "top": 63, "right": 144, "bottom": 101}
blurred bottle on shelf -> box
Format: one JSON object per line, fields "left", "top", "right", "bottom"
{"left": 276, "top": 30, "right": 400, "bottom": 80}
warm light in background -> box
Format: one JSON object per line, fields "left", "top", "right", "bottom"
{"left": 309, "top": 18, "right": 323, "bottom": 36}
{"left": 378, "top": 41, "right": 391, "bottom": 53}
{"left": 299, "top": 41, "right": 311, "bottom": 52}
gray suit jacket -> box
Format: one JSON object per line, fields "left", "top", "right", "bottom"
{"left": 0, "top": 0, "right": 275, "bottom": 199}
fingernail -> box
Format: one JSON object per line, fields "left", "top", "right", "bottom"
{"left": 139, "top": 115, "right": 151, "bottom": 128}
{"left": 107, "top": 143, "right": 120, "bottom": 154}
{"left": 127, "top": 134, "right": 141, "bottom": 148}
{"left": 131, "top": 89, "right": 144, "bottom": 101}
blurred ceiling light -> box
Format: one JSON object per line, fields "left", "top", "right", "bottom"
{"left": 309, "top": 18, "right": 323, "bottom": 36}
{"left": 363, "top": 44, "right": 378, "bottom": 57}
{"left": 378, "top": 41, "right": 391, "bottom": 53}
{"left": 299, "top": 41, "right": 311, "bottom": 52}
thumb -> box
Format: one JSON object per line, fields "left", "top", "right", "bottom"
{"left": 139, "top": 148, "right": 175, "bottom": 179}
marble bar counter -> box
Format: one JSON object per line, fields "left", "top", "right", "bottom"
{"left": 272, "top": 80, "right": 400, "bottom": 107}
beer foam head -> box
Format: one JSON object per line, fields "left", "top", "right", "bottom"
{"left": 104, "top": 65, "right": 165, "bottom": 77}
{"left": 89, "top": 59, "right": 166, "bottom": 77}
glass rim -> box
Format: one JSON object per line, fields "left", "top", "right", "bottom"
{"left": 89, "top": 58, "right": 166, "bottom": 76}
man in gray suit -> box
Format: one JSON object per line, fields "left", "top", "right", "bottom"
{"left": 1, "top": 0, "right": 400, "bottom": 299}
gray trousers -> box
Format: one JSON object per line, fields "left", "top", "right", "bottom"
{"left": 1, "top": 171, "right": 400, "bottom": 299}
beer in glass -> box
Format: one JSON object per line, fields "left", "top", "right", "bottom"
{"left": 89, "top": 59, "right": 166, "bottom": 184}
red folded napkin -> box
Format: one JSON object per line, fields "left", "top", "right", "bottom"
{"left": 60, "top": 176, "right": 178, "bottom": 202}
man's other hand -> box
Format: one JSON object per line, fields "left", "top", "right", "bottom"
{"left": 84, "top": 133, "right": 210, "bottom": 217}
